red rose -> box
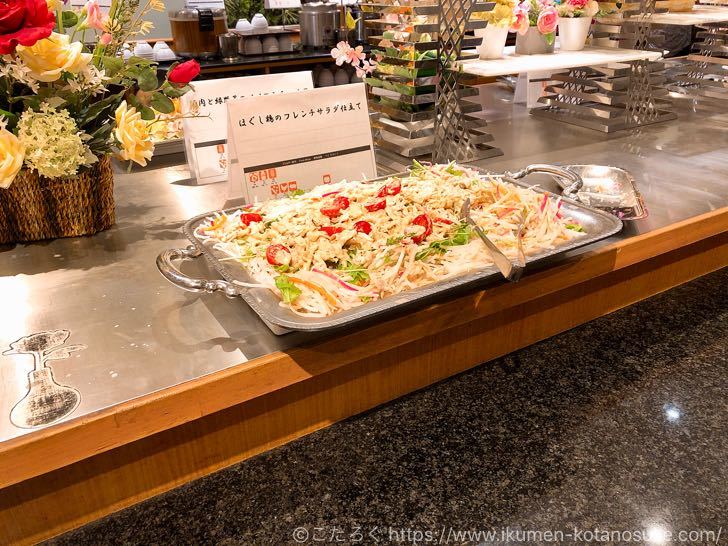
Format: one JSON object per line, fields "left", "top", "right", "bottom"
{"left": 167, "top": 59, "right": 200, "bottom": 85}
{"left": 0, "top": 0, "right": 56, "bottom": 55}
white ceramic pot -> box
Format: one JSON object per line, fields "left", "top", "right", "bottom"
{"left": 474, "top": 24, "right": 509, "bottom": 60}
{"left": 557, "top": 16, "right": 591, "bottom": 51}
{"left": 515, "top": 27, "right": 555, "bottom": 54}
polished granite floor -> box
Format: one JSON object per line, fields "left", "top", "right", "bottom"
{"left": 50, "top": 268, "right": 728, "bottom": 545}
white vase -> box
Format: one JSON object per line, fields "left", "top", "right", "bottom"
{"left": 474, "top": 24, "right": 509, "bottom": 60}
{"left": 557, "top": 16, "right": 592, "bottom": 51}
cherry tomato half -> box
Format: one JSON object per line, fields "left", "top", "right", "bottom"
{"left": 320, "top": 196, "right": 350, "bottom": 218}
{"left": 354, "top": 221, "right": 372, "bottom": 235}
{"left": 265, "top": 244, "right": 291, "bottom": 266}
{"left": 410, "top": 214, "right": 432, "bottom": 244}
{"left": 377, "top": 178, "right": 402, "bottom": 198}
{"left": 365, "top": 199, "right": 386, "bottom": 212}
{"left": 240, "top": 213, "right": 263, "bottom": 226}
{"left": 320, "top": 226, "right": 344, "bottom": 237}
{"left": 333, "top": 196, "right": 350, "bottom": 210}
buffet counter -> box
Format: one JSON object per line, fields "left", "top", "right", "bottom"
{"left": 157, "top": 49, "right": 338, "bottom": 77}
{"left": 0, "top": 88, "right": 726, "bottom": 544}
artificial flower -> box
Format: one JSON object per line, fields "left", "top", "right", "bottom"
{"left": 16, "top": 32, "right": 92, "bottom": 82}
{"left": 490, "top": 2, "right": 517, "bottom": 26}
{"left": 0, "top": 122, "right": 24, "bottom": 188}
{"left": 45, "top": 0, "right": 62, "bottom": 11}
{"left": 537, "top": 6, "right": 558, "bottom": 33}
{"left": 585, "top": 0, "right": 599, "bottom": 16}
{"left": 82, "top": 0, "right": 109, "bottom": 31}
{"left": 17, "top": 104, "right": 93, "bottom": 178}
{"left": 510, "top": 7, "right": 530, "bottom": 34}
{"left": 0, "top": 0, "right": 56, "bottom": 54}
{"left": 167, "top": 59, "right": 200, "bottom": 85}
{"left": 114, "top": 101, "right": 154, "bottom": 166}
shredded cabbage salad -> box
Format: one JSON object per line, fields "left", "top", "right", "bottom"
{"left": 195, "top": 162, "right": 586, "bottom": 317}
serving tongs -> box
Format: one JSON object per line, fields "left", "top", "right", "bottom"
{"left": 460, "top": 198, "right": 525, "bottom": 282}
{"left": 465, "top": 163, "right": 583, "bottom": 282}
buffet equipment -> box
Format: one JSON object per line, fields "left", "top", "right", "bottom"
{"left": 157, "top": 164, "right": 621, "bottom": 334}
{"left": 460, "top": 198, "right": 525, "bottom": 282}
{"left": 218, "top": 32, "right": 240, "bottom": 61}
{"left": 169, "top": 5, "right": 228, "bottom": 59}
{"left": 551, "top": 165, "right": 648, "bottom": 220}
{"left": 299, "top": 1, "right": 340, "bottom": 48}
{"left": 362, "top": 0, "right": 502, "bottom": 171}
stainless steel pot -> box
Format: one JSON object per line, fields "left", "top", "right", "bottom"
{"left": 299, "top": 2, "right": 340, "bottom": 49}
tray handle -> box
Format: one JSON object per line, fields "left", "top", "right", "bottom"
{"left": 507, "top": 164, "right": 583, "bottom": 198}
{"left": 156, "top": 246, "right": 241, "bottom": 298}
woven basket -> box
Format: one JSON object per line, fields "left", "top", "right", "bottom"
{"left": 0, "top": 156, "right": 115, "bottom": 244}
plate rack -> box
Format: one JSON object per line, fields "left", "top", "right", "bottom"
{"left": 532, "top": 0, "right": 677, "bottom": 132}
{"left": 362, "top": 0, "right": 502, "bottom": 169}
{"left": 668, "top": 22, "right": 728, "bottom": 109}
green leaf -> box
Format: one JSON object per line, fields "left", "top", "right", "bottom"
{"left": 161, "top": 82, "right": 192, "bottom": 98}
{"left": 0, "top": 109, "right": 18, "bottom": 130}
{"left": 336, "top": 262, "right": 370, "bottom": 286}
{"left": 274, "top": 275, "right": 301, "bottom": 303}
{"left": 288, "top": 189, "right": 306, "bottom": 197}
{"left": 386, "top": 235, "right": 404, "bottom": 246}
{"left": 127, "top": 93, "right": 156, "bottom": 120}
{"left": 101, "top": 56, "right": 124, "bottom": 77}
{"left": 137, "top": 67, "right": 159, "bottom": 92}
{"left": 150, "top": 92, "right": 174, "bottom": 114}
{"left": 61, "top": 11, "right": 78, "bottom": 27}
{"left": 415, "top": 223, "right": 472, "bottom": 261}
{"left": 140, "top": 105, "right": 156, "bottom": 121}
{"left": 566, "top": 223, "right": 585, "bottom": 232}
{"left": 445, "top": 162, "right": 464, "bottom": 176}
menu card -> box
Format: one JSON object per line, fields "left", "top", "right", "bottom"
{"left": 180, "top": 71, "right": 314, "bottom": 185}
{"left": 226, "top": 83, "right": 376, "bottom": 203}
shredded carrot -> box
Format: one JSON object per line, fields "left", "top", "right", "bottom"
{"left": 289, "top": 276, "right": 339, "bottom": 307}
{"left": 203, "top": 214, "right": 227, "bottom": 231}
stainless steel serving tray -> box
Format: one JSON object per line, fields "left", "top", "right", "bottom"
{"left": 158, "top": 169, "right": 622, "bottom": 333}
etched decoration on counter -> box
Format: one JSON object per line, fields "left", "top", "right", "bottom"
{"left": 2, "top": 330, "right": 84, "bottom": 428}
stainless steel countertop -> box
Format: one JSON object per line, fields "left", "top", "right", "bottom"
{"left": 1, "top": 86, "right": 726, "bottom": 444}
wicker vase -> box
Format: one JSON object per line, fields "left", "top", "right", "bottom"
{"left": 0, "top": 156, "right": 115, "bottom": 244}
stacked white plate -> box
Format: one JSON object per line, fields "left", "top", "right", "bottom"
{"left": 133, "top": 41, "right": 154, "bottom": 59}
{"left": 153, "top": 41, "right": 177, "bottom": 61}
{"left": 262, "top": 36, "right": 279, "bottom": 53}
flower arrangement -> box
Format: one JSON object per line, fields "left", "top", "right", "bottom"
{"left": 331, "top": 41, "right": 377, "bottom": 78}
{"left": 472, "top": 0, "right": 518, "bottom": 28}
{"left": 555, "top": 0, "right": 599, "bottom": 18}
{"left": 511, "top": 0, "right": 559, "bottom": 44}
{"left": 0, "top": 0, "right": 200, "bottom": 189}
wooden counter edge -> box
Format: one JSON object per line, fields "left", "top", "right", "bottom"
{"left": 0, "top": 207, "right": 725, "bottom": 489}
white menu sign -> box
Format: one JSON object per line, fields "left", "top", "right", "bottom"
{"left": 226, "top": 83, "right": 376, "bottom": 203}
{"left": 180, "top": 72, "right": 314, "bottom": 185}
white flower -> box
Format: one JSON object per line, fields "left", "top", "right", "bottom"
{"left": 17, "top": 104, "right": 95, "bottom": 179}
{"left": 63, "top": 64, "right": 109, "bottom": 96}
{"left": 0, "top": 55, "right": 40, "bottom": 93}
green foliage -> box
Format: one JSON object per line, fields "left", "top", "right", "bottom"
{"left": 223, "top": 0, "right": 298, "bottom": 26}
{"left": 150, "top": 92, "right": 174, "bottom": 114}
{"left": 414, "top": 223, "right": 472, "bottom": 261}
{"left": 274, "top": 275, "right": 302, "bottom": 303}
{"left": 61, "top": 11, "right": 79, "bottom": 28}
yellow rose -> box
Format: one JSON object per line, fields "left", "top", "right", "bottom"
{"left": 46, "top": 0, "right": 62, "bottom": 11}
{"left": 15, "top": 33, "right": 92, "bottom": 83}
{"left": 114, "top": 101, "right": 154, "bottom": 167}
{"left": 0, "top": 127, "right": 25, "bottom": 189}
{"left": 491, "top": 3, "right": 516, "bottom": 25}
